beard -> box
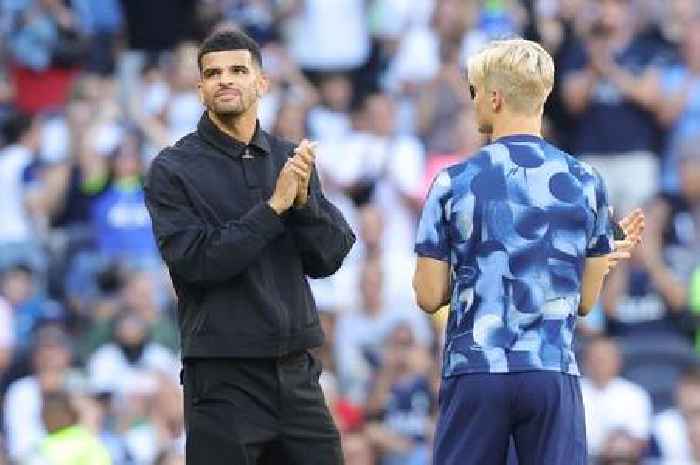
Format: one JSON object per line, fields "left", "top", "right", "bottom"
{"left": 206, "top": 90, "right": 256, "bottom": 117}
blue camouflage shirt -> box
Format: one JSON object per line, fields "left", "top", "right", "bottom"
{"left": 415, "top": 134, "right": 614, "bottom": 377}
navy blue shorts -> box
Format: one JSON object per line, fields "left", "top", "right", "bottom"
{"left": 434, "top": 371, "right": 587, "bottom": 465}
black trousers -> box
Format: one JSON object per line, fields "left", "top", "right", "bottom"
{"left": 182, "top": 351, "right": 343, "bottom": 465}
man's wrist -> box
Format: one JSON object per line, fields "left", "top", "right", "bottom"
{"left": 267, "top": 198, "right": 284, "bottom": 215}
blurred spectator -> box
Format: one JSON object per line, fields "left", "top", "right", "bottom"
{"left": 120, "top": 374, "right": 184, "bottom": 465}
{"left": 580, "top": 336, "right": 653, "bottom": 458}
{"left": 322, "top": 94, "right": 423, "bottom": 258}
{"left": 116, "top": 0, "right": 197, "bottom": 115}
{"left": 560, "top": 0, "right": 663, "bottom": 215}
{"left": 420, "top": 105, "right": 483, "bottom": 198}
{"left": 415, "top": 41, "right": 468, "bottom": 154}
{"left": 20, "top": 390, "right": 111, "bottom": 465}
{"left": 307, "top": 73, "right": 353, "bottom": 142}
{"left": 656, "top": 16, "right": 700, "bottom": 193}
{"left": 133, "top": 42, "right": 203, "bottom": 150}
{"left": 90, "top": 130, "right": 157, "bottom": 261}
{"left": 1, "top": 0, "right": 88, "bottom": 114}
{"left": 1, "top": 264, "right": 63, "bottom": 353}
{"left": 335, "top": 259, "right": 431, "bottom": 405}
{"left": 73, "top": 0, "right": 122, "bottom": 75}
{"left": 0, "top": 113, "right": 43, "bottom": 270}
{"left": 86, "top": 312, "right": 179, "bottom": 397}
{"left": 383, "top": 0, "right": 483, "bottom": 96}
{"left": 3, "top": 325, "right": 83, "bottom": 462}
{"left": 81, "top": 271, "right": 178, "bottom": 358}
{"left": 287, "top": 0, "right": 370, "bottom": 77}
{"left": 650, "top": 365, "right": 700, "bottom": 463}
{"left": 271, "top": 96, "right": 309, "bottom": 143}
{"left": 603, "top": 134, "right": 699, "bottom": 340}
{"left": 364, "top": 324, "right": 435, "bottom": 465}
{"left": 258, "top": 42, "right": 319, "bottom": 131}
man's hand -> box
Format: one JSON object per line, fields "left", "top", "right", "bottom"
{"left": 268, "top": 160, "right": 300, "bottom": 214}
{"left": 290, "top": 139, "right": 318, "bottom": 208}
{"left": 615, "top": 208, "right": 645, "bottom": 254}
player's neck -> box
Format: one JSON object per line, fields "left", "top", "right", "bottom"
{"left": 208, "top": 108, "right": 258, "bottom": 144}
{"left": 489, "top": 116, "right": 542, "bottom": 143}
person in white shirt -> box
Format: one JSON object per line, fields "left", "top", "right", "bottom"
{"left": 3, "top": 326, "right": 84, "bottom": 462}
{"left": 287, "top": 0, "right": 370, "bottom": 73}
{"left": 580, "top": 336, "right": 653, "bottom": 458}
{"left": 652, "top": 365, "right": 700, "bottom": 464}
{"left": 0, "top": 113, "right": 42, "bottom": 269}
{"left": 87, "top": 312, "right": 179, "bottom": 397}
{"left": 335, "top": 259, "right": 432, "bottom": 404}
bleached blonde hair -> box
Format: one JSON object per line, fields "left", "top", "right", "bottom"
{"left": 466, "top": 39, "right": 555, "bottom": 116}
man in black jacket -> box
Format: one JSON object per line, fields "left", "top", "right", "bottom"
{"left": 144, "top": 29, "right": 355, "bottom": 464}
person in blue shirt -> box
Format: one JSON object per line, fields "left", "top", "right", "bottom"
{"left": 413, "top": 38, "right": 646, "bottom": 465}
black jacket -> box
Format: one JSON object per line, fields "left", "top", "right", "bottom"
{"left": 144, "top": 113, "right": 355, "bottom": 359}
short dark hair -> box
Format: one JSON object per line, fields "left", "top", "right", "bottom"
{"left": 197, "top": 29, "right": 263, "bottom": 73}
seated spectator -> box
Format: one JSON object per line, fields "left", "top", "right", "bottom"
{"left": 580, "top": 336, "right": 653, "bottom": 459}
{"left": 651, "top": 365, "right": 700, "bottom": 463}
{"left": 364, "top": 324, "right": 435, "bottom": 465}
{"left": 560, "top": 0, "right": 664, "bottom": 215}
{"left": 21, "top": 390, "right": 111, "bottom": 465}
{"left": 86, "top": 312, "right": 179, "bottom": 397}
{"left": 3, "top": 325, "right": 84, "bottom": 462}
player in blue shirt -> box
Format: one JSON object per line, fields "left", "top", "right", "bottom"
{"left": 413, "top": 39, "right": 645, "bottom": 465}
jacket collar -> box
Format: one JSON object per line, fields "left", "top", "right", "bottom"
{"left": 197, "top": 111, "right": 271, "bottom": 158}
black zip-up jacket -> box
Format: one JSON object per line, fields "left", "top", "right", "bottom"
{"left": 144, "top": 113, "right": 355, "bottom": 359}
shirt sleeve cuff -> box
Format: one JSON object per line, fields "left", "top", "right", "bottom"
{"left": 289, "top": 193, "right": 322, "bottom": 225}
{"left": 241, "top": 202, "right": 286, "bottom": 239}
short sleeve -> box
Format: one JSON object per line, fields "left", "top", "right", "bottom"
{"left": 586, "top": 169, "right": 614, "bottom": 257}
{"left": 415, "top": 169, "right": 452, "bottom": 261}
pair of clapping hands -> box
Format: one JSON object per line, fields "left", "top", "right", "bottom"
{"left": 601, "top": 208, "right": 646, "bottom": 276}
{"left": 268, "top": 139, "right": 318, "bottom": 214}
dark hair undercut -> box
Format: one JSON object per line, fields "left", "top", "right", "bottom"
{"left": 197, "top": 29, "right": 263, "bottom": 73}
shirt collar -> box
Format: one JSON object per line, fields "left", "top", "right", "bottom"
{"left": 197, "top": 111, "right": 271, "bottom": 158}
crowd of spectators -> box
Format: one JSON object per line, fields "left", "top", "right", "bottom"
{"left": 0, "top": 0, "right": 699, "bottom": 464}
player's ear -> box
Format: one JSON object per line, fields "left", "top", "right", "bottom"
{"left": 491, "top": 89, "right": 502, "bottom": 112}
{"left": 256, "top": 72, "right": 269, "bottom": 98}
{"left": 197, "top": 79, "right": 205, "bottom": 105}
